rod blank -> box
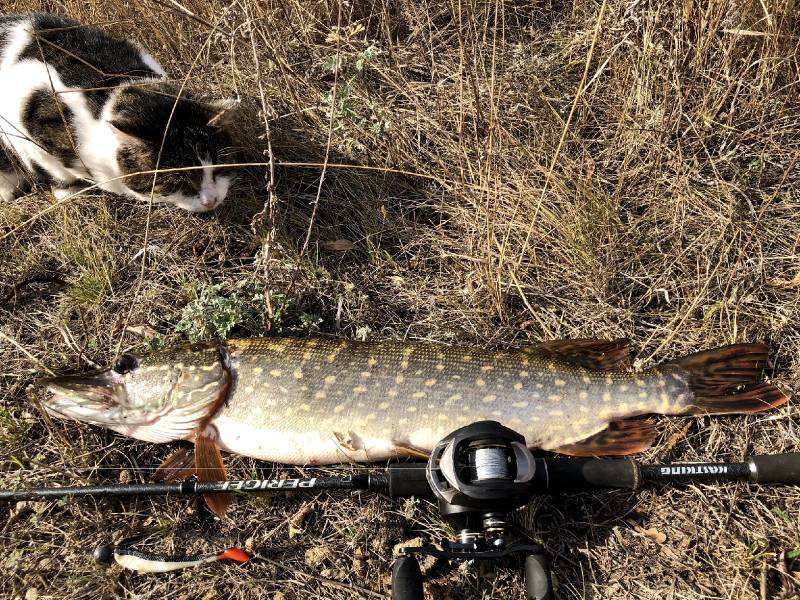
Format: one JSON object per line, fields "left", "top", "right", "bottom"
{"left": 0, "top": 475, "right": 377, "bottom": 502}
{"left": 4, "top": 454, "right": 800, "bottom": 503}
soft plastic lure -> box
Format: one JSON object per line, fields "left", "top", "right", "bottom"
{"left": 93, "top": 544, "right": 250, "bottom": 573}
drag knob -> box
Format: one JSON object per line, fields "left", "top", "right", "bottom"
{"left": 391, "top": 556, "right": 424, "bottom": 600}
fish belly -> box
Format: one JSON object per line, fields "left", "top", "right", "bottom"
{"left": 211, "top": 409, "right": 398, "bottom": 463}
{"left": 213, "top": 338, "right": 677, "bottom": 464}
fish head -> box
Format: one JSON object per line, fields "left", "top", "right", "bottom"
{"left": 42, "top": 344, "right": 229, "bottom": 443}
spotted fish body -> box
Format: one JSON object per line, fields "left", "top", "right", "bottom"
{"left": 216, "top": 339, "right": 683, "bottom": 463}
{"left": 44, "top": 337, "right": 787, "bottom": 466}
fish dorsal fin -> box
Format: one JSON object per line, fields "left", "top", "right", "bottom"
{"left": 195, "top": 427, "right": 231, "bottom": 517}
{"left": 533, "top": 338, "right": 632, "bottom": 371}
{"left": 553, "top": 419, "right": 655, "bottom": 457}
{"left": 152, "top": 447, "right": 196, "bottom": 482}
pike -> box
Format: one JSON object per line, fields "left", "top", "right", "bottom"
{"left": 42, "top": 338, "right": 787, "bottom": 515}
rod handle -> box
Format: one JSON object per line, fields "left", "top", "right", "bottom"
{"left": 747, "top": 454, "right": 800, "bottom": 484}
{"left": 386, "top": 463, "right": 433, "bottom": 498}
{"left": 536, "top": 458, "right": 639, "bottom": 491}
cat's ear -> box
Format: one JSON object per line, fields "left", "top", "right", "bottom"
{"left": 207, "top": 98, "right": 238, "bottom": 128}
{"left": 109, "top": 120, "right": 151, "bottom": 146}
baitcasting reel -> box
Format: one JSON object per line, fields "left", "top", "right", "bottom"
{"left": 392, "top": 421, "right": 552, "bottom": 600}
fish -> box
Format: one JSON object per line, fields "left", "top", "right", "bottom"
{"left": 42, "top": 337, "right": 787, "bottom": 514}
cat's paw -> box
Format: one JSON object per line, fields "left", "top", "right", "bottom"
{"left": 0, "top": 185, "right": 16, "bottom": 202}
{"left": 52, "top": 187, "right": 84, "bottom": 200}
{"left": 0, "top": 172, "right": 21, "bottom": 201}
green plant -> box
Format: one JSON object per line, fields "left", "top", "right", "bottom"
{"left": 175, "top": 283, "right": 319, "bottom": 342}
{"left": 176, "top": 284, "right": 260, "bottom": 341}
{"left": 321, "top": 37, "right": 389, "bottom": 148}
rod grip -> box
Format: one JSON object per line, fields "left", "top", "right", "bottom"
{"left": 386, "top": 463, "right": 433, "bottom": 498}
{"left": 536, "top": 458, "right": 640, "bottom": 492}
{"left": 748, "top": 454, "right": 800, "bottom": 484}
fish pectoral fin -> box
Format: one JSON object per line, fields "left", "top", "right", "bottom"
{"left": 553, "top": 418, "right": 656, "bottom": 457}
{"left": 152, "top": 446, "right": 196, "bottom": 482}
{"left": 195, "top": 427, "right": 231, "bottom": 518}
{"left": 533, "top": 339, "right": 633, "bottom": 371}
{"left": 332, "top": 431, "right": 362, "bottom": 453}
{"left": 392, "top": 443, "right": 429, "bottom": 460}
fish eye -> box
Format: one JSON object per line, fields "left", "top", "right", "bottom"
{"left": 113, "top": 354, "right": 138, "bottom": 374}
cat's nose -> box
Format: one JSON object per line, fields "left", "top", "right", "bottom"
{"left": 199, "top": 190, "right": 219, "bottom": 209}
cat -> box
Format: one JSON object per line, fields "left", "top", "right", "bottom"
{"left": 0, "top": 13, "right": 237, "bottom": 212}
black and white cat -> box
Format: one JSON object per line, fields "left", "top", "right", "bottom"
{"left": 0, "top": 13, "right": 236, "bottom": 212}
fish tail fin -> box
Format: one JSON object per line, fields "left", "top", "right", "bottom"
{"left": 670, "top": 344, "right": 788, "bottom": 415}
{"left": 687, "top": 383, "right": 789, "bottom": 415}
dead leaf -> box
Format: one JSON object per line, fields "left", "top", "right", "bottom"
{"left": 288, "top": 501, "right": 315, "bottom": 538}
{"left": 626, "top": 519, "right": 666, "bottom": 544}
{"left": 611, "top": 525, "right": 625, "bottom": 547}
{"left": 769, "top": 272, "right": 800, "bottom": 289}
{"left": 125, "top": 325, "right": 160, "bottom": 339}
{"left": 304, "top": 545, "right": 333, "bottom": 568}
{"left": 639, "top": 526, "right": 667, "bottom": 544}
{"left": 662, "top": 421, "right": 693, "bottom": 452}
{"left": 320, "top": 239, "right": 354, "bottom": 251}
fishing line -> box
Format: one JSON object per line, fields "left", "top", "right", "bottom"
{"left": 469, "top": 446, "right": 511, "bottom": 481}
{"left": 1, "top": 463, "right": 426, "bottom": 474}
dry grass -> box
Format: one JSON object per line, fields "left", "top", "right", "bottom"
{"left": 2, "top": 0, "right": 800, "bottom": 598}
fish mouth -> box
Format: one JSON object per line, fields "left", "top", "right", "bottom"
{"left": 41, "top": 369, "right": 131, "bottom": 426}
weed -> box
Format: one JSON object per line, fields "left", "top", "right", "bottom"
{"left": 175, "top": 283, "right": 268, "bottom": 342}
{"left": 175, "top": 283, "right": 321, "bottom": 341}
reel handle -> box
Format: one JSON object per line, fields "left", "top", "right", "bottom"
{"left": 748, "top": 454, "right": 800, "bottom": 484}
{"left": 525, "top": 554, "right": 554, "bottom": 600}
{"left": 391, "top": 556, "right": 424, "bottom": 600}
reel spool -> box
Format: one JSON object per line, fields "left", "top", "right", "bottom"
{"left": 426, "top": 420, "right": 536, "bottom": 517}
{"left": 392, "top": 421, "right": 552, "bottom": 600}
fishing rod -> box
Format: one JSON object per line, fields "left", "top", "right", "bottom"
{"left": 3, "top": 448, "right": 799, "bottom": 500}
{"left": 3, "top": 420, "right": 800, "bottom": 600}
